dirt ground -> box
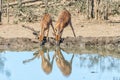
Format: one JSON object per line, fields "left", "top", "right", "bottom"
{"left": 0, "top": 14, "right": 120, "bottom": 39}
{"left": 0, "top": 14, "right": 120, "bottom": 51}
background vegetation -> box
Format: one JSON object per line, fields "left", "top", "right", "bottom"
{"left": 0, "top": 0, "right": 120, "bottom": 23}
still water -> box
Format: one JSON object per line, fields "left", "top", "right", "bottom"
{"left": 0, "top": 47, "right": 120, "bottom": 80}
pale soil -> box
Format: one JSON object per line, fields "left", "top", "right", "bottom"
{"left": 0, "top": 15, "right": 120, "bottom": 39}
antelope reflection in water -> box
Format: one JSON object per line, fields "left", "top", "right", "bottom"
{"left": 23, "top": 47, "right": 54, "bottom": 74}
{"left": 23, "top": 47, "right": 74, "bottom": 76}
{"left": 54, "top": 47, "right": 74, "bottom": 76}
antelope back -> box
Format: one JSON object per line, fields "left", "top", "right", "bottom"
{"left": 39, "top": 13, "right": 52, "bottom": 42}
{"left": 55, "top": 10, "right": 71, "bottom": 45}
{"left": 40, "top": 13, "right": 52, "bottom": 30}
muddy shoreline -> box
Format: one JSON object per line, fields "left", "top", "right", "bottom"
{"left": 0, "top": 36, "right": 120, "bottom": 51}
{"left": 0, "top": 36, "right": 120, "bottom": 59}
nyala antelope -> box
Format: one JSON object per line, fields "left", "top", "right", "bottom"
{"left": 39, "top": 13, "right": 55, "bottom": 45}
{"left": 54, "top": 9, "right": 76, "bottom": 45}
{"left": 55, "top": 47, "right": 74, "bottom": 76}
{"left": 23, "top": 47, "right": 54, "bottom": 74}
{"left": 40, "top": 47, "right": 54, "bottom": 74}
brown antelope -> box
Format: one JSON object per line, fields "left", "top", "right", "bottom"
{"left": 40, "top": 48, "right": 54, "bottom": 74}
{"left": 39, "top": 13, "right": 55, "bottom": 45}
{"left": 54, "top": 9, "right": 76, "bottom": 45}
{"left": 54, "top": 47, "right": 74, "bottom": 76}
{"left": 23, "top": 47, "right": 54, "bottom": 74}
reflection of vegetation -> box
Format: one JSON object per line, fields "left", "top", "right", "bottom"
{"left": 62, "top": 45, "right": 120, "bottom": 59}
{"left": 0, "top": 55, "right": 5, "bottom": 73}
{"left": 0, "top": 54, "right": 11, "bottom": 79}
{"left": 79, "top": 54, "right": 120, "bottom": 72}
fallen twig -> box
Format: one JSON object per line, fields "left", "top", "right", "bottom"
{"left": 22, "top": 24, "right": 39, "bottom": 37}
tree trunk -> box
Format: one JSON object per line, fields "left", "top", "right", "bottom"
{"left": 98, "top": 0, "right": 102, "bottom": 20}
{"left": 44, "top": 0, "right": 48, "bottom": 13}
{"left": 94, "top": 0, "right": 98, "bottom": 20}
{"left": 17, "top": 0, "right": 22, "bottom": 22}
{"left": 86, "top": 0, "right": 95, "bottom": 19}
{"left": 104, "top": 1, "right": 109, "bottom": 20}
{"left": 86, "top": 0, "right": 88, "bottom": 19}
{"left": 7, "top": 0, "right": 9, "bottom": 23}
{"left": 91, "top": 0, "right": 94, "bottom": 18}
{"left": 86, "top": 0, "right": 90, "bottom": 19}
{"left": 90, "top": 0, "right": 109, "bottom": 20}
{"left": 0, "top": 0, "right": 2, "bottom": 24}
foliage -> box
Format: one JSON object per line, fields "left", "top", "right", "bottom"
{"left": 2, "top": 0, "right": 120, "bottom": 23}
{"left": 74, "top": 0, "right": 86, "bottom": 13}
{"left": 110, "top": 1, "right": 120, "bottom": 15}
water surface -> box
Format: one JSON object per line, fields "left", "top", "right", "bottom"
{"left": 0, "top": 47, "right": 120, "bottom": 80}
